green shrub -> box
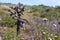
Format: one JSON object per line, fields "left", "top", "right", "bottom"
{"left": 0, "top": 15, "right": 16, "bottom": 27}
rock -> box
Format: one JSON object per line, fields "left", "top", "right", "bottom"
{"left": 47, "top": 37, "right": 52, "bottom": 40}
{"left": 42, "top": 18, "right": 48, "bottom": 21}
{"left": 20, "top": 37, "right": 25, "bottom": 40}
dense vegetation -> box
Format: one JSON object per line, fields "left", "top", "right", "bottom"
{"left": 0, "top": 3, "right": 60, "bottom": 40}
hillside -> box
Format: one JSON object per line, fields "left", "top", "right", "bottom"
{"left": 0, "top": 3, "right": 60, "bottom": 40}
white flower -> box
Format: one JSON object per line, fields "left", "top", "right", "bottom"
{"left": 43, "top": 32, "right": 46, "bottom": 34}
{"left": 55, "top": 35, "right": 58, "bottom": 38}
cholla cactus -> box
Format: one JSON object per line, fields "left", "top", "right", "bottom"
{"left": 8, "top": 3, "right": 25, "bottom": 36}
